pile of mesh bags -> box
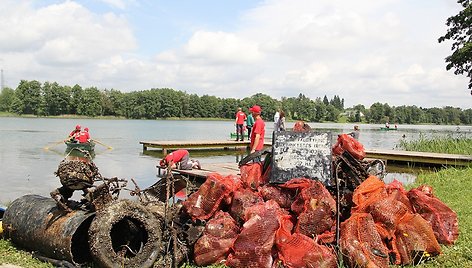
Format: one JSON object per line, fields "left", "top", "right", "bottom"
{"left": 182, "top": 163, "right": 458, "bottom": 268}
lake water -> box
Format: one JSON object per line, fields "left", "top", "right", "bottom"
{"left": 1, "top": 117, "right": 471, "bottom": 205}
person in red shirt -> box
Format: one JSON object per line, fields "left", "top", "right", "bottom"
{"left": 234, "top": 107, "right": 247, "bottom": 141}
{"left": 249, "top": 105, "right": 265, "bottom": 158}
{"left": 77, "top": 127, "right": 91, "bottom": 143}
{"left": 159, "top": 149, "right": 201, "bottom": 170}
{"left": 68, "top": 124, "right": 81, "bottom": 143}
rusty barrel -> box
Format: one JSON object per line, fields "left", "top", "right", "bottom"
{"left": 2, "top": 194, "right": 95, "bottom": 265}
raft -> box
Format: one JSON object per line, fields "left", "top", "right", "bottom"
{"left": 379, "top": 127, "right": 398, "bottom": 131}
{"left": 65, "top": 140, "right": 95, "bottom": 152}
{"left": 230, "top": 132, "right": 249, "bottom": 139}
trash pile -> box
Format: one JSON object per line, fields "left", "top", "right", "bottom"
{"left": 1, "top": 135, "right": 460, "bottom": 268}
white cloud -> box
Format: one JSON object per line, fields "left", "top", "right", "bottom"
{"left": 0, "top": 0, "right": 469, "bottom": 109}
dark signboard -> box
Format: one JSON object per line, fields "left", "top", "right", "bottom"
{"left": 270, "top": 131, "right": 332, "bottom": 184}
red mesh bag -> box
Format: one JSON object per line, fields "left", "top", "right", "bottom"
{"left": 183, "top": 173, "right": 241, "bottom": 221}
{"left": 332, "top": 139, "right": 344, "bottom": 156}
{"left": 240, "top": 162, "right": 267, "bottom": 190}
{"left": 407, "top": 185, "right": 459, "bottom": 245}
{"left": 394, "top": 213, "right": 441, "bottom": 265}
{"left": 386, "top": 180, "right": 414, "bottom": 212}
{"left": 226, "top": 200, "right": 284, "bottom": 268}
{"left": 194, "top": 211, "right": 240, "bottom": 266}
{"left": 338, "top": 133, "right": 365, "bottom": 160}
{"left": 230, "top": 188, "right": 264, "bottom": 223}
{"left": 340, "top": 213, "right": 390, "bottom": 268}
{"left": 259, "top": 184, "right": 294, "bottom": 209}
{"left": 275, "top": 215, "right": 337, "bottom": 268}
{"left": 281, "top": 178, "right": 336, "bottom": 237}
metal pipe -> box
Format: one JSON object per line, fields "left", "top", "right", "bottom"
{"left": 2, "top": 195, "right": 95, "bottom": 265}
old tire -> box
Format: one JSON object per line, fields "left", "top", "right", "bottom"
{"left": 88, "top": 200, "right": 162, "bottom": 268}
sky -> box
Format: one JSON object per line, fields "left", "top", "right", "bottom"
{"left": 0, "top": 0, "right": 470, "bottom": 109}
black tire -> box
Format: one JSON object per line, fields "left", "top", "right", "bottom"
{"left": 88, "top": 200, "right": 162, "bottom": 268}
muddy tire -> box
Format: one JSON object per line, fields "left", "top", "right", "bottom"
{"left": 88, "top": 200, "right": 162, "bottom": 268}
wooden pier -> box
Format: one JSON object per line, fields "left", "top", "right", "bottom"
{"left": 140, "top": 140, "right": 271, "bottom": 154}
{"left": 365, "top": 148, "right": 472, "bottom": 166}
{"left": 142, "top": 139, "right": 472, "bottom": 171}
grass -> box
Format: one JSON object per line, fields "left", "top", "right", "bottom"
{"left": 404, "top": 167, "right": 472, "bottom": 267}
{"left": 399, "top": 134, "right": 472, "bottom": 155}
{"left": 0, "top": 239, "right": 52, "bottom": 268}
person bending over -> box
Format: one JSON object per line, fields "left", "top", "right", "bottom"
{"left": 159, "top": 149, "right": 201, "bottom": 170}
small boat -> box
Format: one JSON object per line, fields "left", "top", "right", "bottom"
{"left": 380, "top": 127, "right": 398, "bottom": 131}
{"left": 65, "top": 140, "right": 96, "bottom": 152}
{"left": 230, "top": 132, "right": 249, "bottom": 139}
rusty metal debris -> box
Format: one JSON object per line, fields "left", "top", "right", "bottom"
{"left": 2, "top": 195, "right": 95, "bottom": 265}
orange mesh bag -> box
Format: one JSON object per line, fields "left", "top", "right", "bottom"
{"left": 240, "top": 162, "right": 267, "bottom": 190}
{"left": 275, "top": 215, "right": 337, "bottom": 268}
{"left": 226, "top": 200, "right": 283, "bottom": 268}
{"left": 394, "top": 212, "right": 441, "bottom": 265}
{"left": 407, "top": 185, "right": 459, "bottom": 245}
{"left": 194, "top": 211, "right": 240, "bottom": 266}
{"left": 183, "top": 173, "right": 241, "bottom": 221}
{"left": 229, "top": 188, "right": 264, "bottom": 224}
{"left": 340, "top": 213, "right": 389, "bottom": 268}
{"left": 352, "top": 175, "right": 387, "bottom": 212}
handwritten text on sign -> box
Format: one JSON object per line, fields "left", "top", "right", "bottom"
{"left": 270, "top": 131, "right": 332, "bottom": 184}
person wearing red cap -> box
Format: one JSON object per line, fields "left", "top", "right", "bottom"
{"left": 159, "top": 149, "right": 201, "bottom": 170}
{"left": 249, "top": 105, "right": 265, "bottom": 158}
{"left": 68, "top": 124, "right": 81, "bottom": 143}
{"left": 77, "top": 127, "right": 91, "bottom": 143}
{"left": 234, "top": 107, "right": 247, "bottom": 141}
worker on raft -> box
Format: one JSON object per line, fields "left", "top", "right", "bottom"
{"left": 77, "top": 127, "right": 91, "bottom": 143}
{"left": 159, "top": 149, "right": 201, "bottom": 170}
{"left": 68, "top": 124, "right": 81, "bottom": 143}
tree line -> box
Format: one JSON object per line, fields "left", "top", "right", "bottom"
{"left": 0, "top": 79, "right": 471, "bottom": 125}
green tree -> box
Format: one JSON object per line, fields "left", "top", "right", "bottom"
{"left": 0, "top": 87, "right": 16, "bottom": 112}
{"left": 14, "top": 80, "right": 42, "bottom": 115}
{"left": 158, "top": 88, "right": 183, "bottom": 118}
{"left": 102, "top": 89, "right": 124, "bottom": 116}
{"left": 70, "top": 84, "right": 83, "bottom": 114}
{"left": 77, "top": 87, "right": 102, "bottom": 117}
{"left": 438, "top": 0, "right": 472, "bottom": 90}
{"left": 42, "top": 82, "right": 70, "bottom": 116}
{"left": 221, "top": 98, "right": 240, "bottom": 119}
{"left": 187, "top": 94, "right": 204, "bottom": 118}
{"left": 324, "top": 104, "right": 340, "bottom": 122}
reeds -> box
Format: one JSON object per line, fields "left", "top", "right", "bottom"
{"left": 399, "top": 134, "right": 472, "bottom": 155}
